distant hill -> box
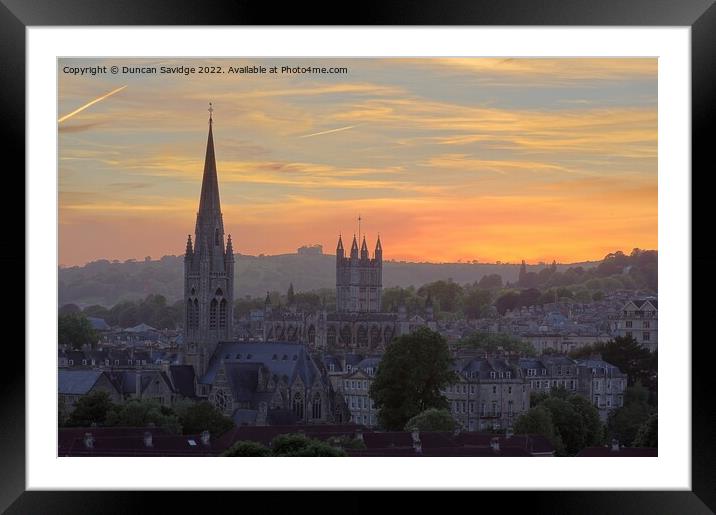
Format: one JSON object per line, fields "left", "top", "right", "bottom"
{"left": 58, "top": 254, "right": 597, "bottom": 308}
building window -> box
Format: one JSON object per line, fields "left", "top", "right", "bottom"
{"left": 490, "top": 372, "right": 496, "bottom": 379}
{"left": 68, "top": 360, "right": 74, "bottom": 366}
{"left": 643, "top": 332, "right": 650, "bottom": 341}
{"left": 209, "top": 299, "right": 218, "bottom": 329}
{"left": 643, "top": 321, "right": 650, "bottom": 329}
{"left": 293, "top": 393, "right": 304, "bottom": 419}
{"left": 625, "top": 331, "right": 632, "bottom": 338}
{"left": 219, "top": 299, "right": 227, "bottom": 329}
{"left": 508, "top": 386, "right": 512, "bottom": 395}
{"left": 542, "top": 369, "right": 547, "bottom": 375}
{"left": 492, "top": 386, "right": 497, "bottom": 395}
{"left": 506, "top": 371, "right": 511, "bottom": 379}
{"left": 312, "top": 393, "right": 322, "bottom": 419}
{"left": 626, "top": 320, "right": 633, "bottom": 328}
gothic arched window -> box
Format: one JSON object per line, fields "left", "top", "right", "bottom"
{"left": 312, "top": 392, "right": 322, "bottom": 420}
{"left": 192, "top": 299, "right": 199, "bottom": 328}
{"left": 307, "top": 325, "right": 316, "bottom": 345}
{"left": 327, "top": 326, "right": 336, "bottom": 346}
{"left": 293, "top": 392, "right": 304, "bottom": 420}
{"left": 357, "top": 325, "right": 368, "bottom": 347}
{"left": 340, "top": 325, "right": 352, "bottom": 346}
{"left": 214, "top": 227, "right": 220, "bottom": 246}
{"left": 219, "top": 299, "right": 227, "bottom": 329}
{"left": 209, "top": 299, "right": 218, "bottom": 329}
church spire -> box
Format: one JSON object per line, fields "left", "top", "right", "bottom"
{"left": 198, "top": 102, "right": 221, "bottom": 219}
{"left": 185, "top": 234, "right": 193, "bottom": 259}
{"left": 360, "top": 235, "right": 369, "bottom": 260}
{"left": 350, "top": 234, "right": 359, "bottom": 259}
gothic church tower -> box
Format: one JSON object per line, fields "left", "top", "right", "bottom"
{"left": 335, "top": 234, "right": 382, "bottom": 313}
{"left": 184, "top": 105, "right": 234, "bottom": 376}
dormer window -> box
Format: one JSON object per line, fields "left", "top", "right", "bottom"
{"left": 128, "top": 360, "right": 133, "bottom": 365}
{"left": 506, "top": 371, "right": 511, "bottom": 379}
{"left": 490, "top": 372, "right": 496, "bottom": 379}
{"left": 68, "top": 359, "right": 74, "bottom": 366}
{"left": 346, "top": 365, "right": 352, "bottom": 372}
{"left": 329, "top": 364, "right": 335, "bottom": 372}
{"left": 282, "top": 355, "right": 288, "bottom": 360}
{"left": 541, "top": 369, "right": 547, "bottom": 375}
{"left": 114, "top": 360, "right": 119, "bottom": 365}
{"left": 272, "top": 354, "right": 278, "bottom": 360}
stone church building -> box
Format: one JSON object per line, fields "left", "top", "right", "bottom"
{"left": 181, "top": 106, "right": 336, "bottom": 425}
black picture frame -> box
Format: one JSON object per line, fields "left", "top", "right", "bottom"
{"left": 4, "top": 0, "right": 713, "bottom": 512}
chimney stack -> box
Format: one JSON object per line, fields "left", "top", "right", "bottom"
{"left": 83, "top": 432, "right": 94, "bottom": 449}
{"left": 611, "top": 439, "right": 620, "bottom": 452}
{"left": 200, "top": 430, "right": 211, "bottom": 446}
{"left": 490, "top": 437, "right": 500, "bottom": 453}
{"left": 144, "top": 431, "right": 153, "bottom": 448}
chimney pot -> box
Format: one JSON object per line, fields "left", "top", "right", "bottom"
{"left": 354, "top": 428, "right": 364, "bottom": 442}
{"left": 490, "top": 437, "right": 500, "bottom": 452}
{"left": 200, "top": 430, "right": 211, "bottom": 446}
{"left": 144, "top": 431, "right": 153, "bottom": 448}
{"left": 611, "top": 439, "right": 620, "bottom": 452}
{"left": 84, "top": 432, "right": 94, "bottom": 449}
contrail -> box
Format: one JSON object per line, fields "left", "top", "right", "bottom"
{"left": 58, "top": 85, "right": 127, "bottom": 123}
{"left": 299, "top": 124, "right": 360, "bottom": 139}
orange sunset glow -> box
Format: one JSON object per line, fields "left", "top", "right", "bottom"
{"left": 58, "top": 58, "right": 657, "bottom": 266}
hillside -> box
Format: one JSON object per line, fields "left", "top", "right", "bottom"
{"left": 58, "top": 254, "right": 597, "bottom": 308}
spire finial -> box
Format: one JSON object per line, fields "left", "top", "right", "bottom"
{"left": 208, "top": 102, "right": 214, "bottom": 123}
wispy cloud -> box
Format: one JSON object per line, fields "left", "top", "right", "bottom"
{"left": 299, "top": 124, "right": 361, "bottom": 138}
{"left": 58, "top": 85, "right": 127, "bottom": 123}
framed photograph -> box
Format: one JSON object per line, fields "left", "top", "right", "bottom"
{"left": 6, "top": 0, "right": 713, "bottom": 511}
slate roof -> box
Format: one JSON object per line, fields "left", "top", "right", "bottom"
{"left": 168, "top": 365, "right": 196, "bottom": 398}
{"left": 125, "top": 323, "right": 158, "bottom": 333}
{"left": 58, "top": 369, "right": 105, "bottom": 395}
{"left": 61, "top": 434, "right": 218, "bottom": 456}
{"left": 87, "top": 317, "right": 111, "bottom": 331}
{"left": 112, "top": 370, "right": 174, "bottom": 395}
{"left": 200, "top": 342, "right": 321, "bottom": 388}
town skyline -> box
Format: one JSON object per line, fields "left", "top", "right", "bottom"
{"left": 59, "top": 57, "right": 657, "bottom": 267}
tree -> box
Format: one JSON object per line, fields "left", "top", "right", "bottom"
{"left": 526, "top": 387, "right": 604, "bottom": 456}
{"left": 287, "top": 283, "right": 295, "bottom": 305}
{"left": 607, "top": 382, "right": 653, "bottom": 446}
{"left": 459, "top": 331, "right": 535, "bottom": 356}
{"left": 568, "top": 394, "right": 604, "bottom": 447}
{"left": 66, "top": 391, "right": 115, "bottom": 427}
{"left": 223, "top": 441, "right": 272, "bottom": 457}
{"left": 540, "top": 397, "right": 586, "bottom": 456}
{"left": 478, "top": 273, "right": 503, "bottom": 289}
{"left": 105, "top": 399, "right": 181, "bottom": 434}
{"left": 58, "top": 312, "right": 99, "bottom": 350}
{"left": 175, "top": 401, "right": 235, "bottom": 437}
{"left": 513, "top": 405, "right": 564, "bottom": 455}
{"left": 370, "top": 327, "right": 457, "bottom": 430}
{"left": 404, "top": 408, "right": 457, "bottom": 432}
{"left": 270, "top": 433, "right": 347, "bottom": 456}
{"left": 463, "top": 289, "right": 492, "bottom": 319}
{"left": 417, "top": 280, "right": 464, "bottom": 313}
{"left": 59, "top": 303, "right": 81, "bottom": 316}
{"left": 633, "top": 413, "right": 657, "bottom": 448}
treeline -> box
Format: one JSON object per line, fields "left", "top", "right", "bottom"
{"left": 516, "top": 248, "right": 657, "bottom": 292}
{"left": 60, "top": 392, "right": 234, "bottom": 438}
{"left": 60, "top": 294, "right": 184, "bottom": 330}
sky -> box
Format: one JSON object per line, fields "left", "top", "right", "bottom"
{"left": 58, "top": 58, "right": 657, "bottom": 267}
